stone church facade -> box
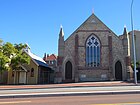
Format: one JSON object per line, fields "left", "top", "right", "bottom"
{"left": 55, "top": 13, "right": 133, "bottom": 83}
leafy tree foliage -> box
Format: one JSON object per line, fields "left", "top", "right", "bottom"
{"left": 2, "top": 42, "right": 15, "bottom": 58}
{"left": 0, "top": 39, "right": 9, "bottom": 72}
{"left": 0, "top": 39, "right": 30, "bottom": 73}
{"left": 0, "top": 50, "right": 9, "bottom": 72}
{"left": 10, "top": 44, "right": 30, "bottom": 70}
{"left": 0, "top": 39, "right": 30, "bottom": 84}
{"left": 131, "top": 61, "right": 140, "bottom": 70}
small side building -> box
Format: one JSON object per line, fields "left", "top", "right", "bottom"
{"left": 8, "top": 45, "right": 54, "bottom": 84}
{"left": 43, "top": 54, "right": 57, "bottom": 83}
{"left": 43, "top": 54, "right": 57, "bottom": 70}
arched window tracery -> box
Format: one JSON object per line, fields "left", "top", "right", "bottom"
{"left": 86, "top": 35, "right": 100, "bottom": 67}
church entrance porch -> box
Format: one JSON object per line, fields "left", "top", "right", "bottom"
{"left": 64, "top": 61, "right": 73, "bottom": 83}
{"left": 19, "top": 71, "right": 27, "bottom": 84}
{"left": 115, "top": 61, "right": 123, "bottom": 81}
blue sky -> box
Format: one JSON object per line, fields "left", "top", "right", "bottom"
{"left": 0, "top": 0, "right": 140, "bottom": 58}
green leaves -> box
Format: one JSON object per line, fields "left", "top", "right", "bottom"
{"left": 10, "top": 44, "right": 30, "bottom": 70}
{"left": 0, "top": 39, "right": 30, "bottom": 72}
{"left": 11, "top": 51, "right": 30, "bottom": 70}
{"left": 131, "top": 61, "right": 140, "bottom": 69}
{"left": 2, "top": 42, "right": 15, "bottom": 58}
{"left": 0, "top": 51, "right": 9, "bottom": 72}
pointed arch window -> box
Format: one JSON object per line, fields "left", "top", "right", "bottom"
{"left": 86, "top": 35, "right": 100, "bottom": 67}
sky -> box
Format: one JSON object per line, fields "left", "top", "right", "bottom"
{"left": 0, "top": 0, "right": 140, "bottom": 58}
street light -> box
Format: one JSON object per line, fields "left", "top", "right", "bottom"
{"left": 0, "top": 58, "right": 1, "bottom": 83}
{"left": 131, "top": 0, "right": 137, "bottom": 84}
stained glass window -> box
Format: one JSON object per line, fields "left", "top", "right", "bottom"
{"left": 86, "top": 35, "right": 100, "bottom": 67}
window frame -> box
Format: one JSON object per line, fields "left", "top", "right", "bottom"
{"left": 86, "top": 34, "right": 101, "bottom": 67}
{"left": 30, "top": 68, "right": 34, "bottom": 77}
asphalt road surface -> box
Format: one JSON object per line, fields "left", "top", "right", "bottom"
{"left": 0, "top": 94, "right": 140, "bottom": 105}
{"left": 1, "top": 86, "right": 140, "bottom": 98}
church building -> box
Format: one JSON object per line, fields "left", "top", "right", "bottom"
{"left": 55, "top": 13, "right": 133, "bottom": 83}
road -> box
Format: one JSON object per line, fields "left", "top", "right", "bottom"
{"left": 0, "top": 94, "right": 140, "bottom": 105}
{"left": 0, "top": 86, "right": 140, "bottom": 98}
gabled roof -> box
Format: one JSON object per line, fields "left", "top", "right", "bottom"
{"left": 24, "top": 49, "right": 49, "bottom": 68}
{"left": 34, "top": 59, "right": 49, "bottom": 68}
{"left": 44, "top": 54, "right": 57, "bottom": 61}
{"left": 65, "top": 13, "right": 118, "bottom": 42}
{"left": 28, "top": 51, "right": 46, "bottom": 63}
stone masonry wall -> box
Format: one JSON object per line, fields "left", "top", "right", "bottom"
{"left": 61, "top": 13, "right": 127, "bottom": 82}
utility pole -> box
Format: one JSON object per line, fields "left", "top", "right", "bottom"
{"left": 131, "top": 0, "right": 137, "bottom": 84}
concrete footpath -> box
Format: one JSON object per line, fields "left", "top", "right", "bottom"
{"left": 0, "top": 81, "right": 140, "bottom": 98}
{"left": 0, "top": 81, "right": 138, "bottom": 90}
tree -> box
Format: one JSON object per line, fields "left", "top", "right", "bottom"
{"left": 0, "top": 39, "right": 3, "bottom": 52}
{"left": 10, "top": 43, "right": 30, "bottom": 70}
{"left": 2, "top": 42, "right": 15, "bottom": 58}
{"left": 0, "top": 39, "right": 30, "bottom": 84}
{"left": 0, "top": 40, "right": 10, "bottom": 83}
{"left": 10, "top": 43, "right": 30, "bottom": 84}
{"left": 0, "top": 49, "right": 9, "bottom": 83}
{"left": 131, "top": 61, "right": 140, "bottom": 70}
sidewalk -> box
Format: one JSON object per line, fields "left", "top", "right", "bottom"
{"left": 0, "top": 81, "right": 138, "bottom": 90}
{"left": 0, "top": 81, "right": 140, "bottom": 99}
